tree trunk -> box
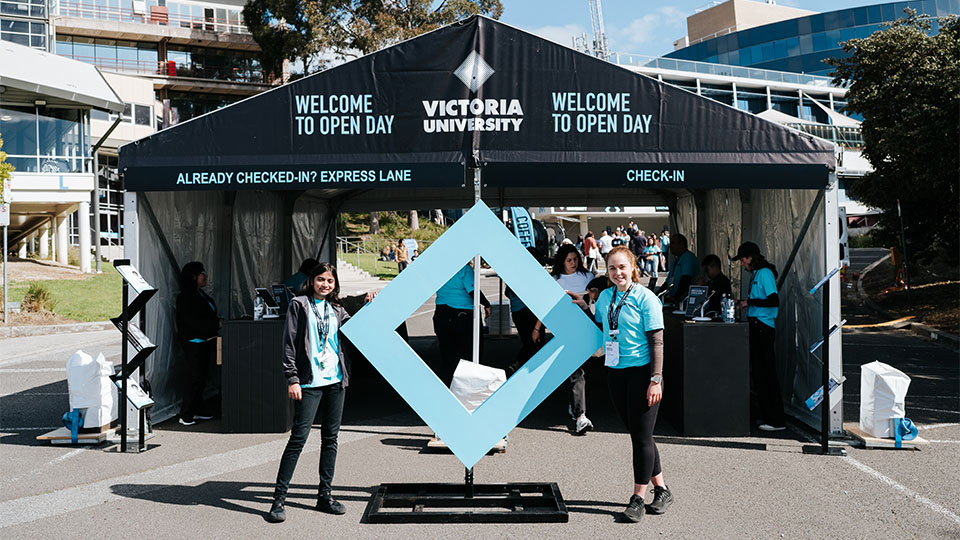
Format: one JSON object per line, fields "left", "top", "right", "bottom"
{"left": 369, "top": 212, "right": 380, "bottom": 234}
{"left": 408, "top": 210, "right": 419, "bottom": 230}
{"left": 432, "top": 209, "right": 444, "bottom": 225}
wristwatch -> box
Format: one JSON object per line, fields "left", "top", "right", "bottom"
{"left": 650, "top": 375, "right": 662, "bottom": 384}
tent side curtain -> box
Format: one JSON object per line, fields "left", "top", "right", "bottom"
{"left": 119, "top": 16, "right": 834, "bottom": 194}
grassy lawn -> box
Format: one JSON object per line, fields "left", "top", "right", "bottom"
{"left": 341, "top": 252, "right": 400, "bottom": 280}
{"left": 8, "top": 266, "right": 122, "bottom": 322}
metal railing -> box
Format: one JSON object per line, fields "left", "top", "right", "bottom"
{"left": 784, "top": 123, "right": 864, "bottom": 149}
{"left": 610, "top": 52, "right": 839, "bottom": 87}
{"left": 57, "top": 0, "right": 250, "bottom": 35}
{"left": 59, "top": 53, "right": 265, "bottom": 83}
{"left": 336, "top": 236, "right": 432, "bottom": 277}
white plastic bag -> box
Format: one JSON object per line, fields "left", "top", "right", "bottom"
{"left": 66, "top": 350, "right": 117, "bottom": 429}
{"left": 860, "top": 361, "right": 911, "bottom": 438}
{"left": 449, "top": 360, "right": 506, "bottom": 413}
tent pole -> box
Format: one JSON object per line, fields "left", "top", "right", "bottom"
{"left": 472, "top": 167, "right": 481, "bottom": 365}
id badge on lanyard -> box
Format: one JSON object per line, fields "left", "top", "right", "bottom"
{"left": 605, "top": 284, "right": 633, "bottom": 367}
{"left": 604, "top": 330, "right": 620, "bottom": 367}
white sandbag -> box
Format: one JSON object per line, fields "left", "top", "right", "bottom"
{"left": 449, "top": 360, "right": 506, "bottom": 413}
{"left": 66, "top": 350, "right": 117, "bottom": 429}
{"left": 860, "top": 361, "right": 911, "bottom": 438}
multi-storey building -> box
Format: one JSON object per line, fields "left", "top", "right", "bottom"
{"left": 666, "top": 0, "right": 959, "bottom": 76}
{"left": 2, "top": 0, "right": 276, "bottom": 266}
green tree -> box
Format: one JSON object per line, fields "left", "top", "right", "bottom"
{"left": 828, "top": 10, "right": 959, "bottom": 260}
{"left": 243, "top": 0, "right": 503, "bottom": 78}
{"left": 0, "top": 135, "right": 13, "bottom": 204}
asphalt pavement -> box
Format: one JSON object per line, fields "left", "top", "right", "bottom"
{"left": 1, "top": 269, "right": 958, "bottom": 538}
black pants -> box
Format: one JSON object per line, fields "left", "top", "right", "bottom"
{"left": 569, "top": 366, "right": 586, "bottom": 418}
{"left": 608, "top": 364, "right": 662, "bottom": 485}
{"left": 398, "top": 261, "right": 408, "bottom": 273}
{"left": 432, "top": 304, "right": 482, "bottom": 387}
{"left": 179, "top": 341, "right": 214, "bottom": 420}
{"left": 273, "top": 383, "right": 345, "bottom": 500}
{"left": 510, "top": 307, "right": 538, "bottom": 366}
{"left": 749, "top": 319, "right": 786, "bottom": 426}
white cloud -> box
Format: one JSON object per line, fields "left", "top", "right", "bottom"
{"left": 611, "top": 6, "right": 687, "bottom": 50}
{"left": 527, "top": 23, "right": 589, "bottom": 48}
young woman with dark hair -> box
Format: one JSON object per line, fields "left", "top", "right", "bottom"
{"left": 176, "top": 261, "right": 220, "bottom": 426}
{"left": 534, "top": 243, "right": 595, "bottom": 434}
{"left": 733, "top": 241, "right": 785, "bottom": 432}
{"left": 268, "top": 262, "right": 355, "bottom": 523}
{"left": 594, "top": 246, "right": 673, "bottom": 523}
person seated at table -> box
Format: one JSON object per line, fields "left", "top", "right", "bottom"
{"left": 696, "top": 254, "right": 732, "bottom": 315}
{"left": 656, "top": 233, "right": 698, "bottom": 304}
{"left": 284, "top": 258, "right": 320, "bottom": 292}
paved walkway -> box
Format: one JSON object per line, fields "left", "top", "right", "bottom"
{"left": 2, "top": 321, "right": 958, "bottom": 538}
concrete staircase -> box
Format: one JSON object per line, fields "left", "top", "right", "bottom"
{"left": 337, "top": 260, "right": 372, "bottom": 279}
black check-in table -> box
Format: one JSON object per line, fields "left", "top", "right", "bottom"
{"left": 660, "top": 311, "right": 750, "bottom": 436}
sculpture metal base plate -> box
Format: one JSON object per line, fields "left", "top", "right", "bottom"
{"left": 365, "top": 482, "right": 568, "bottom": 523}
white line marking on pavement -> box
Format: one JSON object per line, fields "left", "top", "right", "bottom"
{"left": 48, "top": 448, "right": 84, "bottom": 465}
{"left": 0, "top": 426, "right": 60, "bottom": 431}
{"left": 842, "top": 456, "right": 960, "bottom": 526}
{"left": 927, "top": 440, "right": 960, "bottom": 443}
{"left": 0, "top": 392, "right": 68, "bottom": 397}
{"left": 909, "top": 406, "right": 960, "bottom": 415}
{"left": 0, "top": 423, "right": 391, "bottom": 529}
{"left": 0, "top": 368, "right": 65, "bottom": 373}
{"left": 917, "top": 423, "right": 960, "bottom": 430}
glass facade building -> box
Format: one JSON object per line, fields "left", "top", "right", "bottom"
{"left": 0, "top": 105, "right": 91, "bottom": 173}
{"left": 666, "top": 1, "right": 959, "bottom": 75}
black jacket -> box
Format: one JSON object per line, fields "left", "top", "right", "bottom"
{"left": 281, "top": 296, "right": 353, "bottom": 388}
{"left": 176, "top": 289, "right": 219, "bottom": 342}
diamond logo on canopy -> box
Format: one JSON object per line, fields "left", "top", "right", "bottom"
{"left": 341, "top": 201, "right": 603, "bottom": 469}
{"left": 453, "top": 51, "right": 495, "bottom": 92}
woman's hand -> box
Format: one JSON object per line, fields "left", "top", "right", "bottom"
{"left": 365, "top": 290, "right": 379, "bottom": 303}
{"left": 647, "top": 381, "right": 662, "bottom": 407}
{"left": 566, "top": 290, "right": 588, "bottom": 309}
{"left": 288, "top": 383, "right": 302, "bottom": 401}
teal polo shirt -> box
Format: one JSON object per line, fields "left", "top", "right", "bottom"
{"left": 667, "top": 250, "right": 699, "bottom": 298}
{"left": 594, "top": 285, "right": 664, "bottom": 369}
{"left": 747, "top": 267, "right": 778, "bottom": 328}
{"left": 435, "top": 264, "right": 476, "bottom": 310}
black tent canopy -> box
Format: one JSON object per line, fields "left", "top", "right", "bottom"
{"left": 120, "top": 16, "right": 834, "bottom": 192}
{"left": 119, "top": 16, "right": 842, "bottom": 432}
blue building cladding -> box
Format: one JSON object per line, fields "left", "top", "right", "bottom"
{"left": 666, "top": 0, "right": 959, "bottom": 75}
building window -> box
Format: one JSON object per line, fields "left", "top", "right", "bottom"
{"left": 0, "top": 105, "right": 90, "bottom": 173}
{"left": 0, "top": 17, "right": 46, "bottom": 49}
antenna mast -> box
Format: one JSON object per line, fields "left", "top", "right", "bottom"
{"left": 588, "top": 0, "right": 609, "bottom": 59}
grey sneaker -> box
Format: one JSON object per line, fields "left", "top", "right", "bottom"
{"left": 266, "top": 499, "right": 285, "bottom": 523}
{"left": 623, "top": 494, "right": 645, "bottom": 523}
{"left": 178, "top": 417, "right": 196, "bottom": 426}
{"left": 316, "top": 495, "right": 346, "bottom": 515}
{"left": 647, "top": 486, "right": 674, "bottom": 514}
{"left": 574, "top": 414, "right": 594, "bottom": 435}
{"left": 758, "top": 423, "right": 786, "bottom": 432}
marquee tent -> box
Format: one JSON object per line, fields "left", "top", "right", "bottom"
{"left": 119, "top": 15, "right": 842, "bottom": 432}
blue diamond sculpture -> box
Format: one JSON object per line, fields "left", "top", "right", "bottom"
{"left": 340, "top": 201, "right": 604, "bottom": 468}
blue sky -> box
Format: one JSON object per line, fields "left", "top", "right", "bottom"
{"left": 499, "top": 1, "right": 884, "bottom": 57}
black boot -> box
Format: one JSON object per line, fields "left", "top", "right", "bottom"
{"left": 266, "top": 498, "right": 286, "bottom": 523}
{"left": 316, "top": 494, "right": 346, "bottom": 515}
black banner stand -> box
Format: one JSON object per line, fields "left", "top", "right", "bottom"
{"left": 364, "top": 169, "right": 568, "bottom": 523}
{"left": 108, "top": 259, "right": 158, "bottom": 453}
{"left": 802, "top": 267, "right": 847, "bottom": 457}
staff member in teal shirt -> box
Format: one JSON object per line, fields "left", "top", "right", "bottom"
{"left": 656, "top": 233, "right": 698, "bottom": 303}
{"left": 733, "top": 241, "right": 786, "bottom": 432}
{"left": 433, "top": 263, "right": 491, "bottom": 386}
{"left": 592, "top": 246, "right": 674, "bottom": 523}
